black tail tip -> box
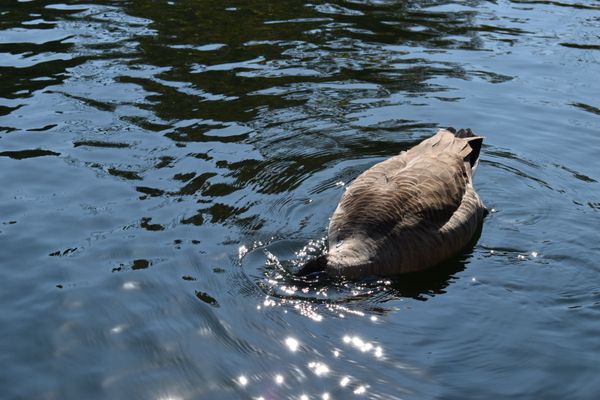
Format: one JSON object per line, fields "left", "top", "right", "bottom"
{"left": 446, "top": 127, "right": 476, "bottom": 138}
{"left": 296, "top": 255, "right": 328, "bottom": 277}
{"left": 456, "top": 128, "right": 476, "bottom": 138}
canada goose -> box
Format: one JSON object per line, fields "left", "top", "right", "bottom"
{"left": 299, "top": 128, "right": 485, "bottom": 279}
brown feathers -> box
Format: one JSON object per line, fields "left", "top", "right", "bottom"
{"left": 316, "top": 128, "right": 486, "bottom": 279}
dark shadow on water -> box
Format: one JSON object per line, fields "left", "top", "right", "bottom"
{"left": 386, "top": 251, "right": 471, "bottom": 301}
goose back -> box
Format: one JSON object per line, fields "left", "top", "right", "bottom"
{"left": 325, "top": 128, "right": 485, "bottom": 278}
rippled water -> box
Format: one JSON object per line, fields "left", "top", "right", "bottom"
{"left": 1, "top": 0, "right": 599, "bottom": 398}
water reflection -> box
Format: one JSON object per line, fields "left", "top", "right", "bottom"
{"left": 2, "top": 0, "right": 600, "bottom": 399}
{"left": 100, "top": 0, "right": 511, "bottom": 235}
{"left": 2, "top": 0, "right": 516, "bottom": 237}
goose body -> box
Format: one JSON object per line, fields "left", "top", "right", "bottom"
{"left": 303, "top": 128, "right": 486, "bottom": 279}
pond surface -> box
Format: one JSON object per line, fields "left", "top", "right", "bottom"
{"left": 1, "top": 0, "right": 599, "bottom": 399}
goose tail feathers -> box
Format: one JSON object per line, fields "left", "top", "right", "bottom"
{"left": 445, "top": 127, "right": 483, "bottom": 171}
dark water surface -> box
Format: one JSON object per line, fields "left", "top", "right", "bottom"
{"left": 1, "top": 0, "right": 599, "bottom": 398}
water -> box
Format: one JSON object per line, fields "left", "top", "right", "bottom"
{"left": 1, "top": 0, "right": 599, "bottom": 398}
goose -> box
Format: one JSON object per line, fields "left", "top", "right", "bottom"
{"left": 299, "top": 128, "right": 486, "bottom": 279}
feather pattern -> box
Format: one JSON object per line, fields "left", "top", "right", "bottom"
{"left": 322, "top": 128, "right": 486, "bottom": 278}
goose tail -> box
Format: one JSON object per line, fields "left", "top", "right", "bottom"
{"left": 446, "top": 127, "right": 483, "bottom": 171}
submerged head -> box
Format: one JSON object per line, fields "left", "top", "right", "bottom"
{"left": 296, "top": 254, "right": 328, "bottom": 278}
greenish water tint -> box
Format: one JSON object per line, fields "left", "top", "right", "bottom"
{"left": 1, "top": 0, "right": 599, "bottom": 398}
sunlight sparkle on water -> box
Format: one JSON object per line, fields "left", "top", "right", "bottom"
{"left": 340, "top": 376, "right": 350, "bottom": 387}
{"left": 238, "top": 375, "right": 248, "bottom": 386}
{"left": 322, "top": 393, "right": 330, "bottom": 400}
{"left": 333, "top": 304, "right": 364, "bottom": 318}
{"left": 263, "top": 298, "right": 276, "bottom": 307}
{"left": 308, "top": 361, "right": 330, "bottom": 376}
{"left": 351, "top": 336, "right": 364, "bottom": 348}
{"left": 374, "top": 346, "right": 383, "bottom": 358}
{"left": 238, "top": 245, "right": 248, "bottom": 259}
{"left": 285, "top": 337, "right": 299, "bottom": 352}
{"left": 354, "top": 385, "right": 367, "bottom": 395}
{"left": 295, "top": 303, "right": 323, "bottom": 321}
{"left": 343, "top": 335, "right": 383, "bottom": 358}
{"left": 122, "top": 281, "right": 139, "bottom": 290}
{"left": 281, "top": 285, "right": 298, "bottom": 295}
{"left": 275, "top": 374, "right": 284, "bottom": 384}
{"left": 110, "top": 324, "right": 126, "bottom": 334}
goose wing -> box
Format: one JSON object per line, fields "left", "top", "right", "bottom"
{"left": 329, "top": 130, "right": 475, "bottom": 244}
